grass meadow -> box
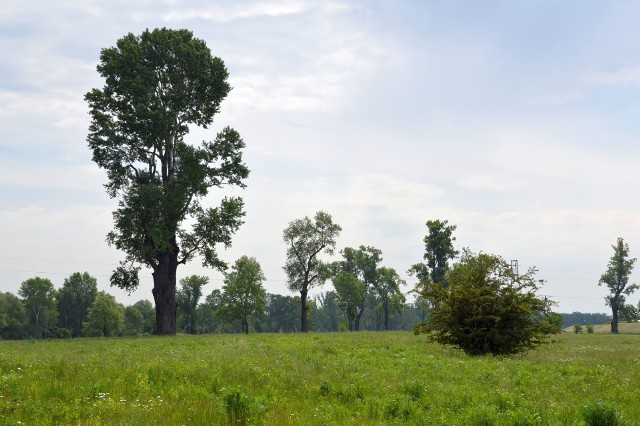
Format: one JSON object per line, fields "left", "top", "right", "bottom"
{"left": 1, "top": 331, "right": 639, "bottom": 425}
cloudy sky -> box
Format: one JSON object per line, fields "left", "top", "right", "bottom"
{"left": 2, "top": 1, "right": 640, "bottom": 313}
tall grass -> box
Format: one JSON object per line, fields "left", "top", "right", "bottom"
{"left": 0, "top": 332, "right": 638, "bottom": 424}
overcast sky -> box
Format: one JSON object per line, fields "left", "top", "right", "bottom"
{"left": 2, "top": 1, "right": 640, "bottom": 313}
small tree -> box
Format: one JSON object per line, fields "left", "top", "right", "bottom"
{"left": 374, "top": 267, "right": 406, "bottom": 330}
{"left": 217, "top": 256, "right": 267, "bottom": 334}
{"left": 415, "top": 250, "right": 556, "bottom": 355}
{"left": 283, "top": 211, "right": 341, "bottom": 332}
{"left": 131, "top": 299, "right": 156, "bottom": 334}
{"left": 332, "top": 272, "right": 365, "bottom": 331}
{"left": 84, "top": 292, "right": 124, "bottom": 337}
{"left": 197, "top": 289, "right": 223, "bottom": 333}
{"left": 598, "top": 238, "right": 637, "bottom": 333}
{"left": 18, "top": 277, "right": 58, "bottom": 339}
{"left": 176, "top": 275, "right": 207, "bottom": 334}
{"left": 0, "top": 293, "right": 27, "bottom": 340}
{"left": 123, "top": 306, "right": 144, "bottom": 336}
{"left": 337, "top": 246, "right": 382, "bottom": 331}
{"left": 57, "top": 272, "right": 98, "bottom": 337}
{"left": 409, "top": 219, "right": 458, "bottom": 285}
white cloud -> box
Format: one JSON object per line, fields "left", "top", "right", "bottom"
{"left": 161, "top": 1, "right": 310, "bottom": 23}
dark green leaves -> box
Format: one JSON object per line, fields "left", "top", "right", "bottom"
{"left": 416, "top": 250, "right": 555, "bottom": 355}
{"left": 87, "top": 28, "right": 248, "bottom": 295}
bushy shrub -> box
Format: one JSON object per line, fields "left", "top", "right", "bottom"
{"left": 414, "top": 250, "right": 558, "bottom": 355}
{"left": 574, "top": 325, "right": 583, "bottom": 334}
{"left": 581, "top": 400, "right": 625, "bottom": 426}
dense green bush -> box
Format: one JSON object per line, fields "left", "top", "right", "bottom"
{"left": 415, "top": 250, "right": 558, "bottom": 355}
{"left": 581, "top": 400, "right": 626, "bottom": 426}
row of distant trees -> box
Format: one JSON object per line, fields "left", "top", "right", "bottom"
{"left": 0, "top": 269, "right": 425, "bottom": 340}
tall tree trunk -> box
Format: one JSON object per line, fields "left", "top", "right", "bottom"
{"left": 243, "top": 319, "right": 249, "bottom": 334}
{"left": 611, "top": 306, "right": 619, "bottom": 333}
{"left": 300, "top": 288, "right": 309, "bottom": 332}
{"left": 152, "top": 252, "right": 178, "bottom": 335}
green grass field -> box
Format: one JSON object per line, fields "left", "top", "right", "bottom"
{"left": 1, "top": 331, "right": 639, "bottom": 425}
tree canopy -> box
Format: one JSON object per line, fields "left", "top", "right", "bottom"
{"left": 415, "top": 250, "right": 557, "bottom": 355}
{"left": 85, "top": 28, "right": 249, "bottom": 334}
{"left": 18, "top": 277, "right": 57, "bottom": 338}
{"left": 374, "top": 266, "right": 406, "bottom": 330}
{"left": 84, "top": 292, "right": 124, "bottom": 337}
{"left": 217, "top": 256, "right": 267, "bottom": 334}
{"left": 336, "top": 246, "right": 382, "bottom": 331}
{"left": 332, "top": 271, "right": 365, "bottom": 331}
{"left": 57, "top": 272, "right": 97, "bottom": 337}
{"left": 176, "top": 275, "right": 207, "bottom": 334}
{"left": 409, "top": 219, "right": 458, "bottom": 285}
{"left": 599, "top": 238, "right": 637, "bottom": 333}
{"left": 283, "top": 211, "right": 341, "bottom": 332}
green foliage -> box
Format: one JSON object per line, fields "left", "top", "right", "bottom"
{"left": 336, "top": 246, "right": 383, "bottom": 331}
{"left": 176, "top": 275, "right": 207, "bottom": 334}
{"left": 18, "top": 277, "right": 57, "bottom": 338}
{"left": 587, "top": 324, "right": 594, "bottom": 334}
{"left": 374, "top": 266, "right": 406, "bottom": 330}
{"left": 282, "top": 211, "right": 341, "bottom": 332}
{"left": 540, "top": 312, "right": 563, "bottom": 334}
{"left": 581, "top": 401, "right": 626, "bottom": 426}
{"left": 599, "top": 238, "right": 637, "bottom": 333}
{"left": 57, "top": 272, "right": 98, "bottom": 337}
{"left": 84, "top": 292, "right": 124, "bottom": 337}
{"left": 222, "top": 387, "right": 267, "bottom": 425}
{"left": 85, "top": 28, "right": 248, "bottom": 334}
{"left": 123, "top": 306, "right": 144, "bottom": 336}
{"left": 415, "top": 250, "right": 556, "bottom": 355}
{"left": 409, "top": 219, "right": 458, "bottom": 285}
{"left": 619, "top": 303, "right": 640, "bottom": 322}
{"left": 332, "top": 272, "right": 365, "bottom": 331}
{"left": 217, "top": 256, "right": 267, "bottom": 334}
{"left": 131, "top": 299, "right": 155, "bottom": 334}
{"left": 0, "top": 292, "right": 27, "bottom": 340}
{"left": 574, "top": 325, "right": 583, "bottom": 334}
{"left": 262, "top": 293, "right": 300, "bottom": 332}
{"left": 224, "top": 388, "right": 251, "bottom": 425}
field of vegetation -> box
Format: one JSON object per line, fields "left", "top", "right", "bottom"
{"left": 1, "top": 331, "right": 639, "bottom": 425}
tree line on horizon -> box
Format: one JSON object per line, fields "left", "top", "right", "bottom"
{"left": 0, "top": 271, "right": 627, "bottom": 341}
{"left": 0, "top": 270, "right": 425, "bottom": 340}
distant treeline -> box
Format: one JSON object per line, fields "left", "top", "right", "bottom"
{"left": 559, "top": 312, "right": 611, "bottom": 328}
{"left": 0, "top": 283, "right": 424, "bottom": 340}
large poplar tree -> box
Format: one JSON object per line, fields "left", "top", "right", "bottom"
{"left": 599, "top": 237, "right": 637, "bottom": 333}
{"left": 85, "top": 28, "right": 249, "bottom": 334}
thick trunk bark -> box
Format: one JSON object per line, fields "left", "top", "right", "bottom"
{"left": 611, "top": 307, "right": 619, "bottom": 333}
{"left": 300, "top": 288, "right": 309, "bottom": 332}
{"left": 152, "top": 253, "right": 179, "bottom": 335}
